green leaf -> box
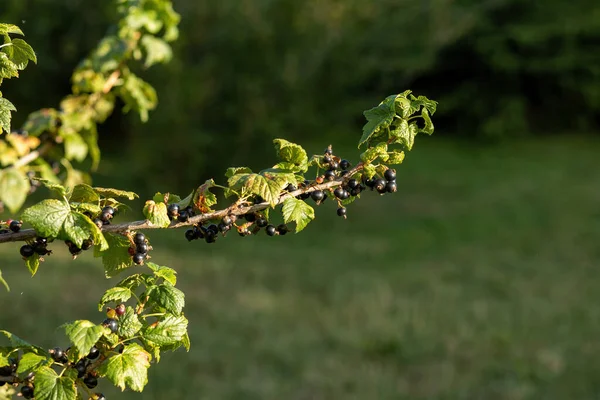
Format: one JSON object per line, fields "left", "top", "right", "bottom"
{"left": 228, "top": 172, "right": 293, "bottom": 206}
{"left": 142, "top": 200, "right": 171, "bottom": 228}
{"left": 420, "top": 108, "right": 434, "bottom": 135}
{"left": 359, "top": 96, "right": 395, "bottom": 148}
{"left": 98, "top": 287, "right": 133, "bottom": 311}
{"left": 409, "top": 94, "right": 438, "bottom": 116}
{"left": 152, "top": 192, "right": 181, "bottom": 204}
{"left": 92, "top": 187, "right": 138, "bottom": 200}
{"left": 22, "top": 108, "right": 59, "bottom": 136}
{"left": 116, "top": 274, "right": 147, "bottom": 291}
{"left": 95, "top": 233, "right": 133, "bottom": 278}
{"left": 0, "top": 330, "right": 36, "bottom": 350}
{"left": 63, "top": 320, "right": 106, "bottom": 358}
{"left": 0, "top": 269, "right": 9, "bottom": 291}
{"left": 143, "top": 315, "right": 188, "bottom": 346}
{"left": 0, "top": 96, "right": 16, "bottom": 134}
{"left": 192, "top": 179, "right": 217, "bottom": 213}
{"left": 24, "top": 253, "right": 40, "bottom": 276}
{"left": 140, "top": 35, "right": 172, "bottom": 67}
{"left": 147, "top": 283, "right": 185, "bottom": 315}
{"left": 22, "top": 199, "right": 71, "bottom": 239}
{"left": 0, "top": 24, "right": 24, "bottom": 35}
{"left": 117, "top": 307, "right": 142, "bottom": 339}
{"left": 281, "top": 197, "right": 315, "bottom": 232}
{"left": 272, "top": 139, "right": 308, "bottom": 171}
{"left": 119, "top": 73, "right": 157, "bottom": 123}
{"left": 390, "top": 119, "right": 417, "bottom": 151}
{"left": 362, "top": 163, "right": 376, "bottom": 179}
{"left": 80, "top": 124, "right": 101, "bottom": 170}
{"left": 146, "top": 262, "right": 177, "bottom": 285}
{"left": 61, "top": 212, "right": 96, "bottom": 247}
{"left": 0, "top": 53, "right": 19, "bottom": 79}
{"left": 34, "top": 366, "right": 77, "bottom": 400}
{"left": 0, "top": 168, "right": 29, "bottom": 213}
{"left": 9, "top": 39, "right": 36, "bottom": 70}
{"left": 97, "top": 343, "right": 151, "bottom": 392}
{"left": 31, "top": 178, "right": 68, "bottom": 197}
{"left": 70, "top": 184, "right": 100, "bottom": 204}
{"left": 386, "top": 150, "right": 405, "bottom": 165}
{"left": 225, "top": 167, "right": 252, "bottom": 179}
{"left": 182, "top": 332, "right": 191, "bottom": 351}
{"left": 16, "top": 352, "right": 48, "bottom": 374}
{"left": 360, "top": 142, "right": 388, "bottom": 164}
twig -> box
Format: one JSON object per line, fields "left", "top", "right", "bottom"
{"left": 0, "top": 164, "right": 364, "bottom": 244}
{"left": 11, "top": 142, "right": 53, "bottom": 169}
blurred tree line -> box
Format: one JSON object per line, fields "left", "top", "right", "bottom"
{"left": 1, "top": 0, "right": 599, "bottom": 192}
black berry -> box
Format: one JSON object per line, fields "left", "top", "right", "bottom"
{"left": 324, "top": 146, "right": 333, "bottom": 155}
{"left": 217, "top": 222, "right": 230, "bottom": 233}
{"left": 276, "top": 224, "right": 288, "bottom": 235}
{"left": 244, "top": 213, "right": 256, "bottom": 222}
{"left": 285, "top": 184, "right": 297, "bottom": 193}
{"left": 374, "top": 178, "right": 387, "bottom": 193}
{"left": 167, "top": 203, "right": 180, "bottom": 218}
{"left": 51, "top": 347, "right": 64, "bottom": 362}
{"left": 177, "top": 210, "right": 189, "bottom": 222}
{"left": 350, "top": 187, "right": 361, "bottom": 196}
{"left": 265, "top": 225, "right": 277, "bottom": 236}
{"left": 323, "top": 154, "right": 332, "bottom": 164}
{"left": 35, "top": 237, "right": 48, "bottom": 246}
{"left": 221, "top": 215, "right": 232, "bottom": 226}
{"left": 20, "top": 244, "right": 35, "bottom": 258}
{"left": 347, "top": 179, "right": 359, "bottom": 189}
{"left": 329, "top": 161, "right": 339, "bottom": 170}
{"left": 299, "top": 192, "right": 311, "bottom": 200}
{"left": 136, "top": 242, "right": 148, "bottom": 254}
{"left": 384, "top": 168, "right": 396, "bottom": 181}
{"left": 185, "top": 229, "right": 197, "bottom": 242}
{"left": 75, "top": 360, "right": 87, "bottom": 378}
{"left": 207, "top": 224, "right": 219, "bottom": 235}
{"left": 256, "top": 217, "right": 268, "bottom": 228}
{"left": 333, "top": 187, "right": 345, "bottom": 199}
{"left": 9, "top": 220, "right": 21, "bottom": 233}
{"left": 311, "top": 190, "right": 324, "bottom": 202}
{"left": 84, "top": 374, "right": 98, "bottom": 389}
{"left": 95, "top": 394, "right": 106, "bottom": 400}
{"left": 324, "top": 170, "right": 336, "bottom": 181}
{"left": 69, "top": 244, "right": 82, "bottom": 256}
{"left": 133, "top": 232, "right": 145, "bottom": 245}
{"left": 337, "top": 207, "right": 347, "bottom": 217}
{"left": 364, "top": 178, "right": 376, "bottom": 189}
{"left": 205, "top": 231, "right": 216, "bottom": 243}
{"left": 340, "top": 159, "right": 351, "bottom": 170}
{"left": 93, "top": 218, "right": 103, "bottom": 228}
{"left": 21, "top": 385, "right": 34, "bottom": 399}
{"left": 81, "top": 239, "right": 93, "bottom": 251}
{"left": 132, "top": 253, "right": 145, "bottom": 265}
{"left": 185, "top": 205, "right": 195, "bottom": 216}
{"left": 386, "top": 181, "right": 397, "bottom": 193}
{"left": 102, "top": 318, "right": 118, "bottom": 333}
{"left": 102, "top": 206, "right": 115, "bottom": 216}
{"left": 87, "top": 347, "right": 100, "bottom": 360}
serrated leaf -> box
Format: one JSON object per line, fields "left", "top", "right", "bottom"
{"left": 0, "top": 168, "right": 29, "bottom": 213}
{"left": 98, "top": 287, "right": 133, "bottom": 311}
{"left": 117, "top": 307, "right": 142, "bottom": 339}
{"left": 0, "top": 269, "right": 9, "bottom": 291}
{"left": 25, "top": 253, "right": 40, "bottom": 276}
{"left": 15, "top": 352, "right": 47, "bottom": 374}
{"left": 420, "top": 108, "right": 434, "bottom": 135}
{"left": 0, "top": 330, "right": 35, "bottom": 349}
{"left": 147, "top": 283, "right": 185, "bottom": 315}
{"left": 143, "top": 315, "right": 188, "bottom": 346}
{"left": 31, "top": 178, "right": 68, "bottom": 197}
{"left": 146, "top": 262, "right": 177, "bottom": 285}
{"left": 228, "top": 172, "right": 292, "bottom": 206}
{"left": 0, "top": 24, "right": 24, "bottom": 35}
{"left": 0, "top": 97, "right": 16, "bottom": 134}
{"left": 281, "top": 197, "right": 315, "bottom": 232}
{"left": 182, "top": 332, "right": 190, "bottom": 351}
{"left": 143, "top": 200, "right": 170, "bottom": 227}
{"left": 386, "top": 150, "right": 405, "bottom": 165}
{"left": 63, "top": 320, "right": 106, "bottom": 357}
{"left": 360, "top": 142, "right": 388, "bottom": 164}
{"left": 225, "top": 167, "right": 252, "bottom": 178}
{"left": 0, "top": 53, "right": 18, "bottom": 80}
{"left": 34, "top": 366, "right": 77, "bottom": 400}
{"left": 273, "top": 139, "right": 308, "bottom": 171}
{"left": 9, "top": 39, "right": 36, "bottom": 70}
{"left": 95, "top": 233, "right": 133, "bottom": 278}
{"left": 152, "top": 192, "right": 181, "bottom": 204}
{"left": 141, "top": 339, "right": 161, "bottom": 363}
{"left": 22, "top": 199, "right": 70, "bottom": 239}
{"left": 140, "top": 35, "right": 172, "bottom": 67}
{"left": 97, "top": 343, "right": 151, "bottom": 392}
{"left": 92, "top": 187, "right": 138, "bottom": 200}
{"left": 70, "top": 184, "right": 99, "bottom": 204}
{"left": 22, "top": 108, "right": 59, "bottom": 136}
{"left": 116, "top": 274, "right": 146, "bottom": 291}
{"left": 359, "top": 96, "right": 395, "bottom": 148}
{"left": 362, "top": 163, "right": 376, "bottom": 179}
{"left": 390, "top": 119, "right": 417, "bottom": 151}
{"left": 119, "top": 73, "right": 157, "bottom": 123}
{"left": 193, "top": 179, "right": 217, "bottom": 213}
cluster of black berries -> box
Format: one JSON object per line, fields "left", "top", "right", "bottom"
{"left": 364, "top": 168, "right": 397, "bottom": 194}
{"left": 0, "top": 356, "right": 34, "bottom": 397}
{"left": 92, "top": 205, "right": 117, "bottom": 228}
{"left": 65, "top": 238, "right": 93, "bottom": 257}
{"left": 184, "top": 212, "right": 290, "bottom": 243}
{"left": 71, "top": 346, "right": 102, "bottom": 391}
{"left": 129, "top": 233, "right": 150, "bottom": 265}
{"left": 167, "top": 203, "right": 196, "bottom": 223}
{"left": 20, "top": 237, "right": 53, "bottom": 259}
{"left": 0, "top": 219, "right": 22, "bottom": 234}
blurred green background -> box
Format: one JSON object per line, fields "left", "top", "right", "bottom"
{"left": 1, "top": 0, "right": 600, "bottom": 398}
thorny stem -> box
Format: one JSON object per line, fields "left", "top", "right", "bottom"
{"left": 0, "top": 163, "right": 364, "bottom": 244}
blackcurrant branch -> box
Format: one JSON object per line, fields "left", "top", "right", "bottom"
{"left": 0, "top": 163, "right": 364, "bottom": 244}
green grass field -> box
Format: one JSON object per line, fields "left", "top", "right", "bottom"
{"left": 2, "top": 136, "right": 600, "bottom": 399}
